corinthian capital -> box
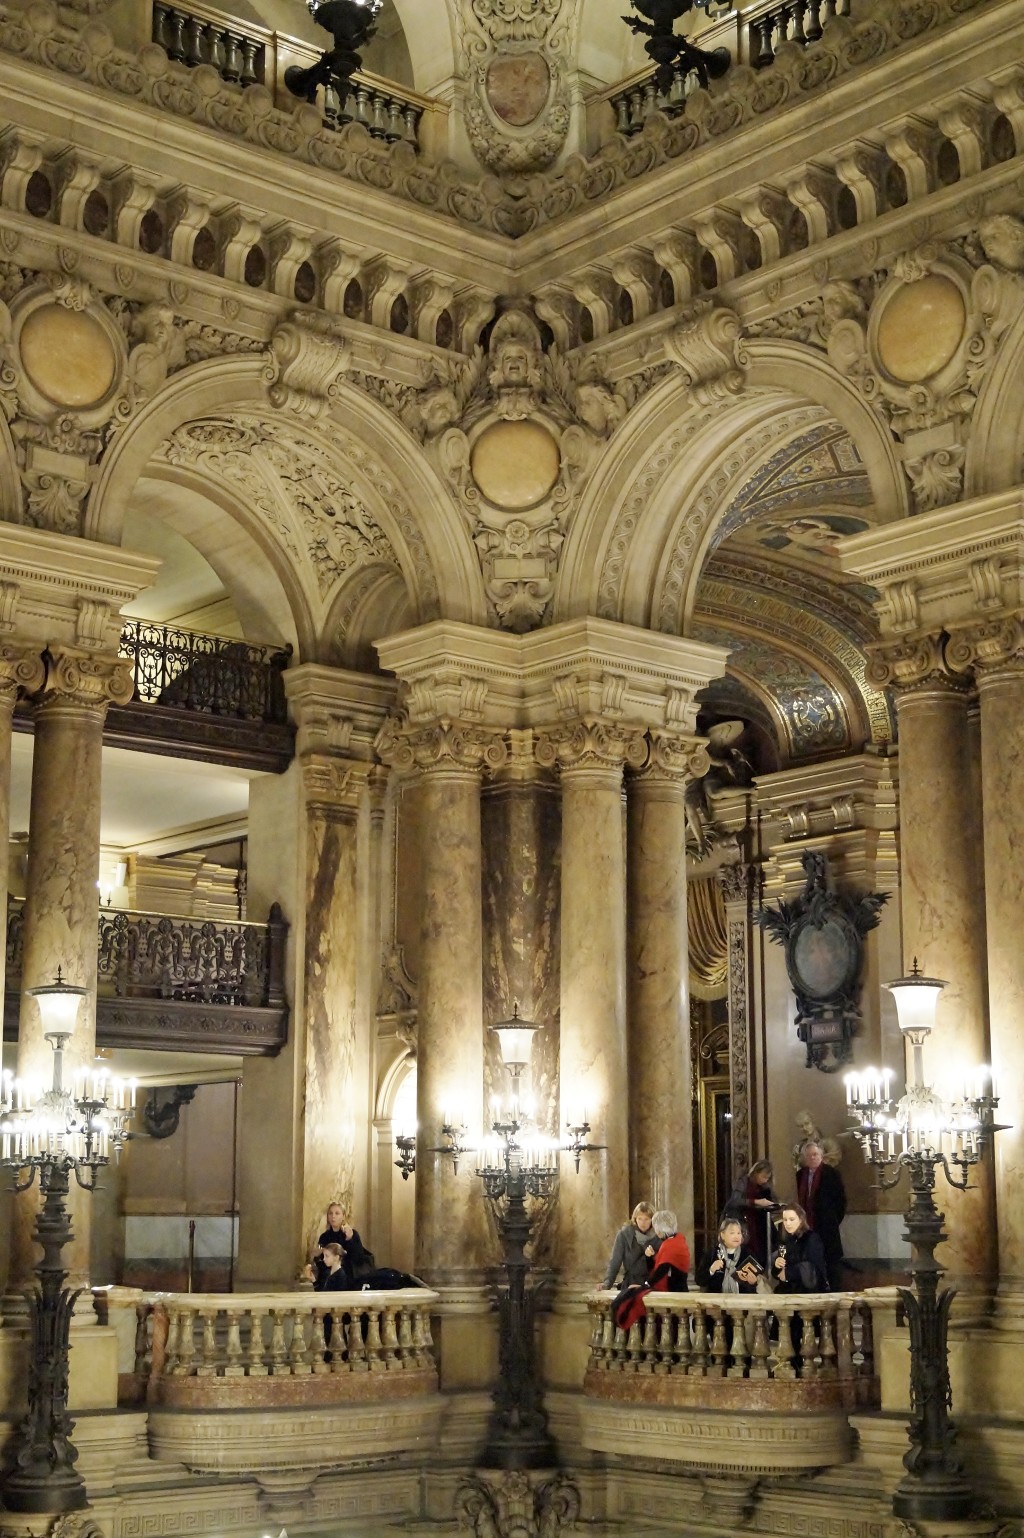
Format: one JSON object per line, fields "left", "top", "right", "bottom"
{"left": 864, "top": 634, "right": 968, "bottom": 696}
{"left": 39, "top": 645, "right": 134, "bottom": 710}
{"left": 534, "top": 717, "right": 649, "bottom": 775}
{"left": 946, "top": 614, "right": 1024, "bottom": 677}
{"left": 0, "top": 641, "right": 45, "bottom": 707}
{"left": 639, "top": 730, "right": 710, "bottom": 783}
{"left": 375, "top": 715, "right": 508, "bottom": 776}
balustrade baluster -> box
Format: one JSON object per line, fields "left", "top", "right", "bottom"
{"left": 652, "top": 1311, "right": 672, "bottom": 1374}
{"left": 287, "top": 1310, "right": 311, "bottom": 1375}
{"left": 414, "top": 1305, "right": 433, "bottom": 1368}
{"left": 800, "top": 1313, "right": 818, "bottom": 1377}
{"left": 397, "top": 1306, "right": 414, "bottom": 1365}
{"left": 173, "top": 1308, "right": 196, "bottom": 1376}
{"left": 402, "top": 106, "right": 419, "bottom": 146}
{"left": 161, "top": 1305, "right": 180, "bottom": 1376}
{"left": 642, "top": 80, "right": 657, "bottom": 126}
{"left": 246, "top": 1309, "right": 268, "bottom": 1376}
{"left": 183, "top": 15, "right": 204, "bottom": 67}
{"left": 709, "top": 1309, "right": 728, "bottom": 1376}
{"left": 836, "top": 1303, "right": 854, "bottom": 1377}
{"left": 625, "top": 1318, "right": 644, "bottom": 1371}
{"left": 628, "top": 89, "right": 644, "bottom": 135}
{"left": 792, "top": 1, "right": 809, "bottom": 43}
{"left": 310, "top": 1310, "right": 330, "bottom": 1374}
{"left": 195, "top": 1308, "right": 219, "bottom": 1376}
{"left": 858, "top": 1302, "right": 874, "bottom": 1375}
{"left": 615, "top": 94, "right": 630, "bottom": 135}
{"left": 222, "top": 32, "right": 242, "bottom": 83}
{"left": 133, "top": 1303, "right": 151, "bottom": 1376}
{"left": 267, "top": 1310, "right": 289, "bottom": 1374}
{"left": 750, "top": 17, "right": 774, "bottom": 68}
{"left": 804, "top": 0, "right": 824, "bottom": 40}
{"left": 749, "top": 1311, "right": 771, "bottom": 1379}
{"left": 152, "top": 2, "right": 170, "bottom": 51}
{"left": 727, "top": 1309, "right": 751, "bottom": 1378}
{"left": 598, "top": 1309, "right": 615, "bottom": 1368}
{"left": 771, "top": 1306, "right": 797, "bottom": 1379}
{"left": 611, "top": 1324, "right": 628, "bottom": 1370}
{"left": 384, "top": 98, "right": 403, "bottom": 142}
{"left": 205, "top": 25, "right": 225, "bottom": 74}
{"left": 671, "top": 1308, "right": 691, "bottom": 1375}
{"left": 689, "top": 1305, "right": 709, "bottom": 1375}
{"left": 239, "top": 36, "right": 260, "bottom": 87}
{"left": 381, "top": 1306, "right": 400, "bottom": 1370}
{"left": 363, "top": 1307, "right": 385, "bottom": 1371}
{"left": 819, "top": 1306, "right": 838, "bottom": 1380}
{"left": 224, "top": 1309, "right": 244, "bottom": 1376}
{"left": 346, "top": 1313, "right": 369, "bottom": 1372}
{"left": 354, "top": 85, "right": 372, "bottom": 127}
{"left": 164, "top": 8, "right": 187, "bottom": 61}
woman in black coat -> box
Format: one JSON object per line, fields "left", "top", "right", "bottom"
{"left": 772, "top": 1203, "right": 828, "bottom": 1293}
{"left": 311, "top": 1201, "right": 368, "bottom": 1288}
{"left": 695, "top": 1217, "right": 762, "bottom": 1294}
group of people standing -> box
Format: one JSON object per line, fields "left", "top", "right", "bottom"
{"left": 603, "top": 1140, "right": 847, "bottom": 1327}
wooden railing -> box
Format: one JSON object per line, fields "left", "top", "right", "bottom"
{"left": 585, "top": 1290, "right": 878, "bottom": 1409}
{"left": 129, "top": 1290, "right": 439, "bottom": 1407}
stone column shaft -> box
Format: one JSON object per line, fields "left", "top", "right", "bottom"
{"left": 539, "top": 720, "right": 646, "bottom": 1287}
{"left": 13, "top": 646, "right": 133, "bottom": 1288}
{"left": 626, "top": 734, "right": 708, "bottom": 1237}
{"left": 877, "top": 645, "right": 995, "bottom": 1289}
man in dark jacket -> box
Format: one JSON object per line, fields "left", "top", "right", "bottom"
{"left": 796, "top": 1140, "right": 847, "bottom": 1290}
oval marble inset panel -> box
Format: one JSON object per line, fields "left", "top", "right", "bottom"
{"left": 876, "top": 275, "right": 966, "bottom": 383}
{"left": 20, "top": 305, "right": 117, "bottom": 407}
{"left": 486, "top": 52, "right": 550, "bottom": 128}
{"left": 471, "top": 420, "right": 560, "bottom": 511}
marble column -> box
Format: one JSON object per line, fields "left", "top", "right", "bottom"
{"left": 626, "top": 731, "right": 708, "bottom": 1237}
{"left": 297, "top": 754, "right": 371, "bottom": 1262}
{"left": 537, "top": 718, "right": 647, "bottom": 1289}
{"left": 947, "top": 619, "right": 1024, "bottom": 1304}
{"left": 12, "top": 645, "right": 134, "bottom": 1289}
{"left": 481, "top": 733, "right": 561, "bottom": 1165}
{"left": 378, "top": 718, "right": 506, "bottom": 1285}
{"left": 869, "top": 637, "right": 994, "bottom": 1290}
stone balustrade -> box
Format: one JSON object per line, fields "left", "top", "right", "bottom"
{"left": 585, "top": 1290, "right": 878, "bottom": 1410}
{"left": 130, "top": 1290, "right": 438, "bottom": 1408}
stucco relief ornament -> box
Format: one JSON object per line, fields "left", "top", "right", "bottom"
{"left": 400, "top": 307, "right": 625, "bottom": 633}
{"left": 759, "top": 850, "right": 889, "bottom": 1072}
{"left": 458, "top": 0, "right": 575, "bottom": 174}
{"left": 454, "top": 1469, "right": 581, "bottom": 1537}
{"left": 825, "top": 240, "right": 1017, "bottom": 512}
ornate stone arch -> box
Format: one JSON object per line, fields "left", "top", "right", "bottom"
{"left": 322, "top": 564, "right": 414, "bottom": 670}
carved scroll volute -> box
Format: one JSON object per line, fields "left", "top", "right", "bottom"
{"left": 264, "top": 313, "right": 352, "bottom": 421}
{"left": 664, "top": 301, "right": 748, "bottom": 407}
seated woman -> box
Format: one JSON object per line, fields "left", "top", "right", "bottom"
{"left": 723, "top": 1159, "right": 778, "bottom": 1269}
{"left": 311, "top": 1202, "right": 369, "bottom": 1289}
{"left": 612, "top": 1209, "right": 691, "bottom": 1330}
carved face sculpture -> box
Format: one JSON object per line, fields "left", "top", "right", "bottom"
{"left": 495, "top": 340, "right": 533, "bottom": 386}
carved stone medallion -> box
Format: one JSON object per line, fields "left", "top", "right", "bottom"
{"left": 20, "top": 304, "right": 117, "bottom": 406}
{"left": 470, "top": 419, "right": 561, "bottom": 510}
{"left": 486, "top": 51, "right": 550, "bottom": 127}
{"left": 875, "top": 274, "right": 967, "bottom": 383}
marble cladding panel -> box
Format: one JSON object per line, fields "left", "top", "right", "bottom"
{"left": 978, "top": 674, "right": 1024, "bottom": 1292}
{"left": 302, "top": 810, "right": 359, "bottom": 1260}
{"left": 896, "top": 689, "right": 995, "bottom": 1285}
{"left": 482, "top": 781, "right": 561, "bottom": 1266}
{"left": 15, "top": 706, "right": 105, "bottom": 1287}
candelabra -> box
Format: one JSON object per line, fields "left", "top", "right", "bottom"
{"left": 845, "top": 962, "right": 1003, "bottom": 1523}
{"left": 284, "top": 0, "right": 382, "bottom": 114}
{"left": 0, "top": 973, "right": 135, "bottom": 1514}
{"left": 624, "top": 0, "right": 730, "bottom": 100}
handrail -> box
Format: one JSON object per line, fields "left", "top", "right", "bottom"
{"left": 585, "top": 1288, "right": 877, "bottom": 1406}
{"left": 119, "top": 619, "right": 290, "bottom": 725}
{"left": 128, "top": 1288, "right": 439, "bottom": 1405}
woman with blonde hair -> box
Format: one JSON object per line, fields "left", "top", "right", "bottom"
{"left": 602, "top": 1201, "right": 657, "bottom": 1289}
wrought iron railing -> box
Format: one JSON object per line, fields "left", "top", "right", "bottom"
{"left": 7, "top": 900, "right": 287, "bottom": 1008}
{"left": 119, "top": 620, "right": 290, "bottom": 724}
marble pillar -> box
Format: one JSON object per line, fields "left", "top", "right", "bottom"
{"left": 298, "top": 755, "right": 370, "bottom": 1262}
{"left": 378, "top": 719, "right": 506, "bottom": 1285}
{"left": 626, "top": 732, "right": 708, "bottom": 1237}
{"left": 870, "top": 639, "right": 994, "bottom": 1289}
{"left": 481, "top": 736, "right": 561, "bottom": 1168}
{"left": 537, "top": 719, "right": 647, "bottom": 1289}
{"left": 947, "top": 623, "right": 1024, "bottom": 1304}
{"left": 12, "top": 645, "right": 133, "bottom": 1289}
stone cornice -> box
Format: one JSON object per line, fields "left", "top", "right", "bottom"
{"left": 0, "top": 524, "right": 160, "bottom": 651}
{"left": 284, "top": 662, "right": 396, "bottom": 761}
{"left": 374, "top": 617, "right": 729, "bottom": 734}
{"left": 838, "top": 488, "right": 1024, "bottom": 639}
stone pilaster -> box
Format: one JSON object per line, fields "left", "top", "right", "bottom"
{"left": 867, "top": 636, "right": 995, "bottom": 1292}
{"left": 719, "top": 861, "right": 755, "bottom": 1183}
{"left": 536, "top": 717, "right": 648, "bottom": 1288}
{"left": 946, "top": 615, "right": 1024, "bottom": 1304}
{"left": 377, "top": 717, "right": 507, "bottom": 1285}
{"left": 12, "top": 645, "right": 134, "bottom": 1289}
{"left": 626, "top": 731, "right": 709, "bottom": 1236}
